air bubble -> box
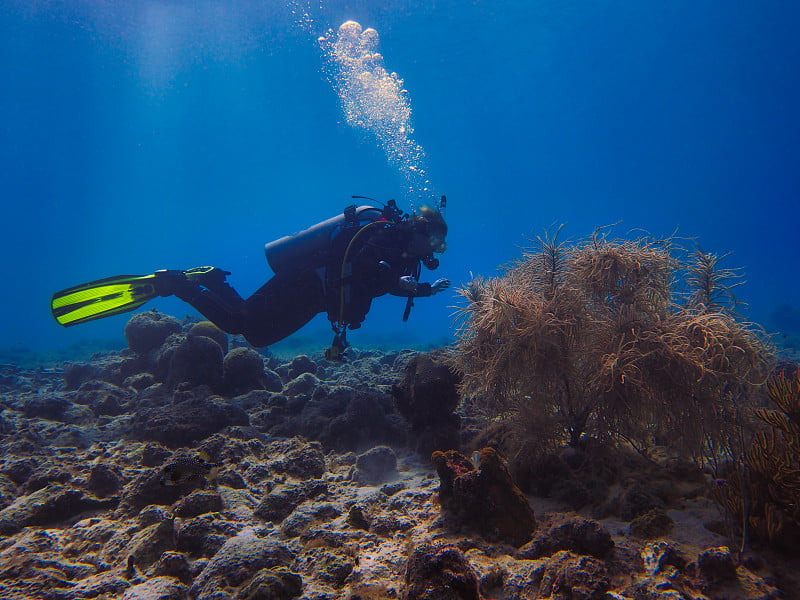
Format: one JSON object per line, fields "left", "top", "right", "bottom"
{"left": 320, "top": 20, "right": 437, "bottom": 202}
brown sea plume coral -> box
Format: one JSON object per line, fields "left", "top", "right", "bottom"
{"left": 715, "top": 368, "right": 800, "bottom": 552}
{"left": 452, "top": 227, "right": 773, "bottom": 472}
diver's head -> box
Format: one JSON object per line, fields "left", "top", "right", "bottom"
{"left": 405, "top": 205, "right": 448, "bottom": 257}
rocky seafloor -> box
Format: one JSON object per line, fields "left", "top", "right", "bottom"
{"left": 0, "top": 311, "right": 797, "bottom": 600}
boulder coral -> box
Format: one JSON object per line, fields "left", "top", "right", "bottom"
{"left": 124, "top": 311, "right": 182, "bottom": 356}
{"left": 222, "top": 346, "right": 266, "bottom": 394}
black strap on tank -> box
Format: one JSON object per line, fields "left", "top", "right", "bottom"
{"left": 343, "top": 204, "right": 358, "bottom": 229}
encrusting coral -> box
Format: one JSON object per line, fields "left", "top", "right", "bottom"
{"left": 451, "top": 227, "right": 774, "bottom": 474}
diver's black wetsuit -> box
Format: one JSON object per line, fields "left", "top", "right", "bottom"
{"left": 177, "top": 222, "right": 436, "bottom": 347}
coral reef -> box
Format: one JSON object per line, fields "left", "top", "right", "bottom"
{"left": 0, "top": 309, "right": 794, "bottom": 599}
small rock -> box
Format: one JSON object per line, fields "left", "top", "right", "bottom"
{"left": 284, "top": 372, "right": 320, "bottom": 397}
{"left": 218, "top": 471, "right": 247, "bottom": 489}
{"left": 370, "top": 513, "right": 415, "bottom": 536}
{"left": 174, "top": 490, "right": 223, "bottom": 519}
{"left": 174, "top": 514, "right": 238, "bottom": 558}
{"left": 23, "top": 395, "right": 71, "bottom": 420}
{"left": 641, "top": 542, "right": 688, "bottom": 575}
{"left": 618, "top": 483, "right": 664, "bottom": 521}
{"left": 131, "top": 397, "right": 248, "bottom": 447}
{"left": 87, "top": 464, "right": 121, "bottom": 498}
{"left": 313, "top": 549, "right": 354, "bottom": 587}
{"left": 137, "top": 505, "right": 172, "bottom": 528}
{"left": 121, "top": 575, "right": 188, "bottom": 600}
{"left": 76, "top": 380, "right": 131, "bottom": 416}
{"left": 63, "top": 363, "right": 102, "bottom": 390}
{"left": 538, "top": 551, "right": 610, "bottom": 600}
{"left": 2, "top": 458, "right": 36, "bottom": 485}
{"left": 141, "top": 443, "right": 172, "bottom": 467}
{"left": 516, "top": 515, "right": 614, "bottom": 560}
{"left": 347, "top": 505, "right": 370, "bottom": 530}
{"left": 355, "top": 445, "right": 398, "bottom": 485}
{"left": 239, "top": 566, "right": 302, "bottom": 600}
{"left": 697, "top": 546, "right": 737, "bottom": 583}
{"left": 629, "top": 508, "right": 674, "bottom": 539}
{"left": 269, "top": 441, "right": 326, "bottom": 480}
{"left": 381, "top": 481, "right": 406, "bottom": 496}
{"left": 0, "top": 483, "right": 113, "bottom": 535}
{"left": 24, "top": 465, "right": 72, "bottom": 493}
{"left": 391, "top": 353, "right": 462, "bottom": 456}
{"left": 124, "top": 373, "right": 156, "bottom": 391}
{"left": 254, "top": 480, "right": 328, "bottom": 524}
{"left": 280, "top": 502, "right": 340, "bottom": 538}
{"left": 55, "top": 570, "right": 131, "bottom": 598}
{"left": 404, "top": 543, "right": 480, "bottom": 600}
{"left": 147, "top": 551, "right": 192, "bottom": 584}
{"left": 121, "top": 518, "right": 176, "bottom": 571}
{"left": 262, "top": 369, "right": 283, "bottom": 392}
{"left": 117, "top": 470, "right": 185, "bottom": 517}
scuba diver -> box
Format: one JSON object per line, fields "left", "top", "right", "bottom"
{"left": 51, "top": 198, "right": 450, "bottom": 360}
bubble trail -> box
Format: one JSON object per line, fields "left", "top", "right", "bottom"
{"left": 318, "top": 20, "right": 435, "bottom": 202}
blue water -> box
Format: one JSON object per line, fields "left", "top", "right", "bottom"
{"left": 2, "top": 1, "right": 798, "bottom": 354}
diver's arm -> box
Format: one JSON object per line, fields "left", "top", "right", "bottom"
{"left": 390, "top": 275, "right": 431, "bottom": 297}
{"left": 389, "top": 275, "right": 450, "bottom": 298}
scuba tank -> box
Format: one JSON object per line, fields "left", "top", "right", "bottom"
{"left": 264, "top": 205, "right": 384, "bottom": 274}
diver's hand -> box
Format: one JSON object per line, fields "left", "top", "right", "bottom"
{"left": 431, "top": 278, "right": 450, "bottom": 294}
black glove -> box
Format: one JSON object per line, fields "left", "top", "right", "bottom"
{"left": 430, "top": 278, "right": 450, "bottom": 294}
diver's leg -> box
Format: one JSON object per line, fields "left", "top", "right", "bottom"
{"left": 240, "top": 270, "right": 325, "bottom": 347}
{"left": 154, "top": 268, "right": 247, "bottom": 334}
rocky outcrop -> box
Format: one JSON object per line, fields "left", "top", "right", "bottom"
{"left": 432, "top": 447, "right": 536, "bottom": 547}
{"left": 0, "top": 483, "right": 115, "bottom": 535}
{"left": 130, "top": 396, "right": 248, "bottom": 447}
{"left": 253, "top": 480, "right": 328, "bottom": 524}
{"left": 392, "top": 353, "right": 462, "bottom": 456}
{"left": 189, "top": 530, "right": 295, "bottom": 600}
